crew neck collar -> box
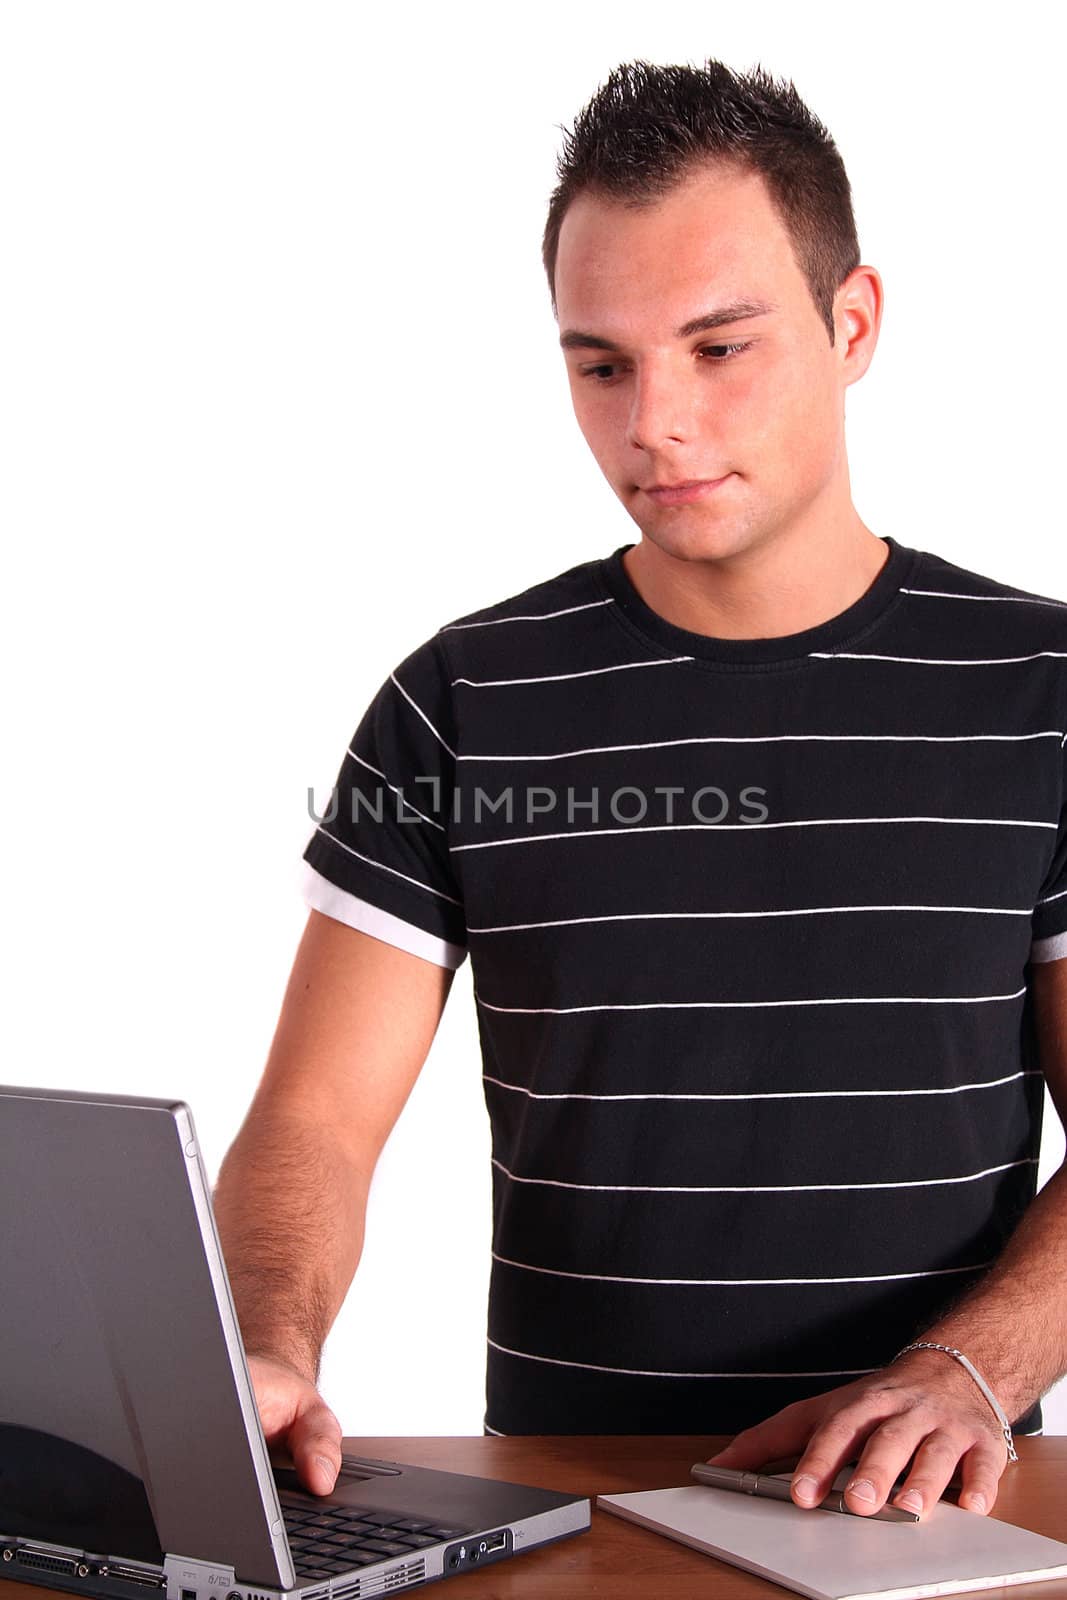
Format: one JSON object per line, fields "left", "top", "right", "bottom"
{"left": 596, "top": 535, "right": 920, "bottom": 670}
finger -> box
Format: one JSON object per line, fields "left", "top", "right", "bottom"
{"left": 289, "top": 1395, "right": 344, "bottom": 1496}
{"left": 706, "top": 1404, "right": 813, "bottom": 1470}
{"left": 790, "top": 1405, "right": 901, "bottom": 1511}
{"left": 247, "top": 1354, "right": 315, "bottom": 1440}
{"left": 842, "top": 1419, "right": 947, "bottom": 1517}
{"left": 882, "top": 1430, "right": 969, "bottom": 1518}
{"left": 831, "top": 1420, "right": 959, "bottom": 1516}
{"left": 921, "top": 1439, "right": 1004, "bottom": 1518}
{"left": 841, "top": 1419, "right": 952, "bottom": 1517}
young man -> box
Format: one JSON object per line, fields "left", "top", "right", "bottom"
{"left": 213, "top": 59, "right": 1067, "bottom": 1524}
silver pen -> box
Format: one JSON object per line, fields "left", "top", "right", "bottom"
{"left": 690, "top": 1463, "right": 919, "bottom": 1522}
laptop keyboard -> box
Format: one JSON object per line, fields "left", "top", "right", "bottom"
{"left": 282, "top": 1502, "right": 473, "bottom": 1575}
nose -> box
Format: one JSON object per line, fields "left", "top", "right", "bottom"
{"left": 626, "top": 363, "right": 693, "bottom": 453}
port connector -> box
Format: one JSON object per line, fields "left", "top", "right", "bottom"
{"left": 14, "top": 1550, "right": 82, "bottom": 1578}
{"left": 485, "top": 1532, "right": 507, "bottom": 1554}
{"left": 99, "top": 1563, "right": 167, "bottom": 1590}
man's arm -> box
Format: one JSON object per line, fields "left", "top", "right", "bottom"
{"left": 213, "top": 907, "right": 456, "bottom": 1491}
{"left": 706, "top": 956, "right": 1067, "bottom": 1519}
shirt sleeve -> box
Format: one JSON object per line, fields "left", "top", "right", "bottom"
{"left": 1030, "top": 732, "right": 1067, "bottom": 964}
{"left": 301, "top": 631, "right": 468, "bottom": 970}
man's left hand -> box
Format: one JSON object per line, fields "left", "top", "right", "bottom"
{"left": 704, "top": 1350, "right": 1012, "bottom": 1520}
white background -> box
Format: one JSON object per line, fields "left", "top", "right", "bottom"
{"left": 3, "top": 1, "right": 1065, "bottom": 1441}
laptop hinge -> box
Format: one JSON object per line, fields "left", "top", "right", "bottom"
{"left": 163, "top": 1554, "right": 236, "bottom": 1600}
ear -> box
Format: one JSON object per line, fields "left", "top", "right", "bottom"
{"left": 834, "top": 264, "right": 883, "bottom": 387}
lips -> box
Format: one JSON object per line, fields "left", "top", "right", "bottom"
{"left": 642, "top": 474, "right": 732, "bottom": 505}
{"left": 647, "top": 477, "right": 723, "bottom": 490}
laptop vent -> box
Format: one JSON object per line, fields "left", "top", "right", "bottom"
{"left": 383, "top": 1563, "right": 425, "bottom": 1592}
{"left": 302, "top": 1558, "right": 425, "bottom": 1600}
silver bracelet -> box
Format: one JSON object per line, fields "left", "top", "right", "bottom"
{"left": 895, "top": 1341, "right": 1019, "bottom": 1462}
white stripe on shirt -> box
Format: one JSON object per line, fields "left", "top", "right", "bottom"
{"left": 487, "top": 1337, "right": 882, "bottom": 1381}
{"left": 481, "top": 1070, "right": 1040, "bottom": 1103}
{"left": 490, "top": 1250, "right": 995, "bottom": 1288}
{"left": 490, "top": 1155, "right": 1039, "bottom": 1194}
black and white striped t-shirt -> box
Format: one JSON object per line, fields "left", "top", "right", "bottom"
{"left": 302, "top": 535, "right": 1067, "bottom": 1437}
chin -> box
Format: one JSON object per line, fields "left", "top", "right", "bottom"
{"left": 631, "top": 516, "right": 754, "bottom": 564}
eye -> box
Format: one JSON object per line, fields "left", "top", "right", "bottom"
{"left": 580, "top": 362, "right": 627, "bottom": 384}
{"left": 577, "top": 342, "right": 752, "bottom": 384}
{"left": 698, "top": 341, "right": 753, "bottom": 362}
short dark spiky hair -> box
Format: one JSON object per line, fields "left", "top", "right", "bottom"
{"left": 542, "top": 58, "right": 861, "bottom": 346}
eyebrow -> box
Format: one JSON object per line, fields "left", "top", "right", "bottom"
{"left": 559, "top": 298, "right": 778, "bottom": 352}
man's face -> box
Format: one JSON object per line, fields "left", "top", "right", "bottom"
{"left": 553, "top": 161, "right": 869, "bottom": 565}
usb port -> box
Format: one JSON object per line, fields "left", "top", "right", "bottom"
{"left": 182, "top": 1588, "right": 197, "bottom": 1599}
{"left": 485, "top": 1533, "right": 506, "bottom": 1554}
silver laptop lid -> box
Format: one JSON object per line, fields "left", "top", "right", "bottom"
{"left": 0, "top": 1084, "right": 294, "bottom": 1589}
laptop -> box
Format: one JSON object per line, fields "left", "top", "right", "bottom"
{"left": 0, "top": 1084, "right": 590, "bottom": 1598}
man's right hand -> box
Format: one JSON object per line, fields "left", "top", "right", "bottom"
{"left": 213, "top": 914, "right": 456, "bottom": 1500}
{"left": 246, "top": 1353, "right": 343, "bottom": 1496}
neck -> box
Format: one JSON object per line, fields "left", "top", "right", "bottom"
{"left": 622, "top": 511, "right": 889, "bottom": 642}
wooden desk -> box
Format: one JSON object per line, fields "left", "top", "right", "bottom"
{"left": 3, "top": 1435, "right": 1066, "bottom": 1600}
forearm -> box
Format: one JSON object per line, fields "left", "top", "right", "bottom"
{"left": 213, "top": 1105, "right": 371, "bottom": 1386}
{"left": 899, "top": 1160, "right": 1067, "bottom": 1421}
